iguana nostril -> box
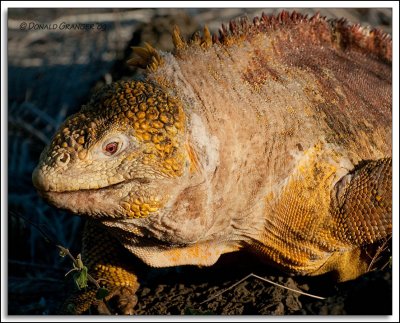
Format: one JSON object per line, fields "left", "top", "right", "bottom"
{"left": 56, "top": 152, "right": 70, "bottom": 166}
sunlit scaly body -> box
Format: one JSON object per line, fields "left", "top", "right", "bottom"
{"left": 33, "top": 11, "right": 392, "bottom": 314}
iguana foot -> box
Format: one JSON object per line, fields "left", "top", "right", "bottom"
{"left": 61, "top": 289, "right": 97, "bottom": 314}
{"left": 61, "top": 285, "right": 139, "bottom": 315}
{"left": 98, "top": 286, "right": 138, "bottom": 315}
{"left": 58, "top": 220, "right": 141, "bottom": 315}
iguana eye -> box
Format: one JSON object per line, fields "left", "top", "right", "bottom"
{"left": 103, "top": 141, "right": 119, "bottom": 156}
{"left": 98, "top": 134, "right": 131, "bottom": 158}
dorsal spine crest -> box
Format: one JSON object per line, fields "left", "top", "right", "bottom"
{"left": 167, "top": 10, "right": 391, "bottom": 63}
{"left": 127, "top": 42, "right": 164, "bottom": 71}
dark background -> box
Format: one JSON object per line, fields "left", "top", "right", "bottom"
{"left": 7, "top": 7, "right": 393, "bottom": 315}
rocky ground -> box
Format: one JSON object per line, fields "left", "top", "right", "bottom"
{"left": 7, "top": 7, "right": 393, "bottom": 316}
{"left": 8, "top": 249, "right": 392, "bottom": 315}
{"left": 133, "top": 251, "right": 392, "bottom": 315}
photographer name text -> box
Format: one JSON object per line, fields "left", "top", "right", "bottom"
{"left": 20, "top": 22, "right": 107, "bottom": 31}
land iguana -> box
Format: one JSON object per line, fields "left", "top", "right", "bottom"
{"left": 32, "top": 11, "right": 392, "bottom": 314}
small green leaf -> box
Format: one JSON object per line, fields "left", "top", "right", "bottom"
{"left": 73, "top": 266, "right": 88, "bottom": 289}
{"left": 96, "top": 287, "right": 110, "bottom": 300}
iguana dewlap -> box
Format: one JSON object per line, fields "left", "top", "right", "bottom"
{"left": 32, "top": 11, "right": 392, "bottom": 314}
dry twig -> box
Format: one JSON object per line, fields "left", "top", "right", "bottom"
{"left": 200, "top": 273, "right": 326, "bottom": 305}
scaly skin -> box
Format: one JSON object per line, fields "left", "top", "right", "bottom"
{"left": 32, "top": 11, "right": 392, "bottom": 314}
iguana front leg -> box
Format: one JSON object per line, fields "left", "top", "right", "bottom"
{"left": 331, "top": 157, "right": 392, "bottom": 246}
{"left": 61, "top": 220, "right": 140, "bottom": 314}
{"left": 254, "top": 156, "right": 392, "bottom": 282}
{"left": 325, "top": 157, "right": 392, "bottom": 280}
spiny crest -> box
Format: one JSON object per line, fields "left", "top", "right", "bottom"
{"left": 329, "top": 17, "right": 391, "bottom": 62}
{"left": 172, "top": 25, "right": 213, "bottom": 50}
{"left": 127, "top": 42, "right": 164, "bottom": 71}
{"left": 172, "top": 10, "right": 392, "bottom": 63}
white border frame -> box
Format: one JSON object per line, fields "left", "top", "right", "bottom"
{"left": 2, "top": 1, "right": 399, "bottom": 322}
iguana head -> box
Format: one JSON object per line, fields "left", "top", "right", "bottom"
{"left": 32, "top": 80, "right": 187, "bottom": 219}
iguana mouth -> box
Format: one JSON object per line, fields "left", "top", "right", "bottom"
{"left": 36, "top": 177, "right": 141, "bottom": 194}
{"left": 33, "top": 173, "right": 155, "bottom": 219}
{"left": 32, "top": 163, "right": 149, "bottom": 193}
{"left": 36, "top": 183, "right": 128, "bottom": 218}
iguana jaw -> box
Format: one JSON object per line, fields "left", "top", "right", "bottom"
{"left": 32, "top": 160, "right": 149, "bottom": 192}
{"left": 38, "top": 186, "right": 121, "bottom": 218}
{"left": 34, "top": 176, "right": 149, "bottom": 218}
